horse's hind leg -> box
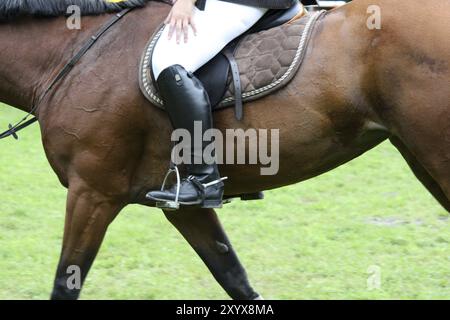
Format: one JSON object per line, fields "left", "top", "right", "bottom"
{"left": 51, "top": 181, "right": 125, "bottom": 300}
{"left": 390, "top": 137, "right": 450, "bottom": 213}
{"left": 164, "top": 208, "right": 261, "bottom": 300}
{"left": 391, "top": 114, "right": 450, "bottom": 211}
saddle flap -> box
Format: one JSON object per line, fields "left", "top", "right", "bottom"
{"left": 195, "top": 42, "right": 238, "bottom": 108}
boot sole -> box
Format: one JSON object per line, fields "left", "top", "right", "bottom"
{"left": 153, "top": 199, "right": 223, "bottom": 210}
{"left": 148, "top": 191, "right": 224, "bottom": 210}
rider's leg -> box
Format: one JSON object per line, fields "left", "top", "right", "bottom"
{"left": 152, "top": 0, "right": 268, "bottom": 79}
{"left": 148, "top": 64, "right": 226, "bottom": 207}
{"left": 147, "top": 1, "right": 267, "bottom": 208}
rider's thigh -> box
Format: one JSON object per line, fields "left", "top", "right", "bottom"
{"left": 152, "top": 0, "right": 267, "bottom": 79}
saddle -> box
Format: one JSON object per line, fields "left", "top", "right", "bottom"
{"left": 139, "top": 4, "right": 325, "bottom": 120}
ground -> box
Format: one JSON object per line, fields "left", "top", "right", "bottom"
{"left": 0, "top": 107, "right": 449, "bottom": 299}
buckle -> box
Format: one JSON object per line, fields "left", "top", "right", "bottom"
{"left": 8, "top": 124, "right": 19, "bottom": 140}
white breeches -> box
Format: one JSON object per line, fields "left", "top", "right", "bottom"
{"left": 152, "top": 0, "right": 268, "bottom": 79}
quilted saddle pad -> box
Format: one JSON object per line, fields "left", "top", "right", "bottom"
{"left": 139, "top": 10, "right": 325, "bottom": 110}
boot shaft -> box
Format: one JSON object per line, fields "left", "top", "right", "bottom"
{"left": 157, "top": 65, "right": 219, "bottom": 178}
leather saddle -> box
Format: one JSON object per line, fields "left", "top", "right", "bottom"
{"left": 140, "top": 2, "right": 324, "bottom": 121}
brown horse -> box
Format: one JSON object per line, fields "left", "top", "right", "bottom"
{"left": 0, "top": 0, "right": 449, "bottom": 299}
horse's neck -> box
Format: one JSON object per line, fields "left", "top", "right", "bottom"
{"left": 0, "top": 16, "right": 103, "bottom": 113}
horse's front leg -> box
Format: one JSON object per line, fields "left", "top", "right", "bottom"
{"left": 164, "top": 208, "right": 261, "bottom": 300}
{"left": 51, "top": 180, "right": 126, "bottom": 300}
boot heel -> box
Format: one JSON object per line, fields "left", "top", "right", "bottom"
{"left": 201, "top": 185, "right": 225, "bottom": 209}
{"left": 156, "top": 201, "right": 180, "bottom": 211}
{"left": 201, "top": 199, "right": 224, "bottom": 209}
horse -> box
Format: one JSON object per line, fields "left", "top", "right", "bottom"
{"left": 0, "top": 0, "right": 448, "bottom": 299}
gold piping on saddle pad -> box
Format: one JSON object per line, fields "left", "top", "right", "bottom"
{"left": 139, "top": 10, "right": 326, "bottom": 111}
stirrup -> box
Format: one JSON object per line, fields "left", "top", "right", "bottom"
{"left": 155, "top": 166, "right": 228, "bottom": 211}
{"left": 156, "top": 165, "right": 182, "bottom": 211}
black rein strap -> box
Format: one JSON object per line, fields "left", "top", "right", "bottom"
{"left": 0, "top": 8, "right": 133, "bottom": 140}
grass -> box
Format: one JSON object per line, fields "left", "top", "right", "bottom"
{"left": 0, "top": 106, "right": 449, "bottom": 300}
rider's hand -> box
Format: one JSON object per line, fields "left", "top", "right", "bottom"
{"left": 165, "top": 0, "right": 197, "bottom": 44}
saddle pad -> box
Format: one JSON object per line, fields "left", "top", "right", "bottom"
{"left": 139, "top": 10, "right": 325, "bottom": 110}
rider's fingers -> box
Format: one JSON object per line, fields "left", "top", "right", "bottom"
{"left": 167, "top": 18, "right": 176, "bottom": 40}
{"left": 182, "top": 18, "right": 189, "bottom": 43}
{"left": 175, "top": 19, "right": 183, "bottom": 44}
{"left": 189, "top": 17, "right": 197, "bottom": 36}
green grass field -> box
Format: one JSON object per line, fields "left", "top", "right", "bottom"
{"left": 0, "top": 107, "right": 449, "bottom": 300}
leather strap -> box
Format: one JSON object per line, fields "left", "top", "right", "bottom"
{"left": 223, "top": 48, "right": 243, "bottom": 121}
{"left": 187, "top": 176, "right": 207, "bottom": 202}
{"left": 0, "top": 8, "right": 133, "bottom": 140}
{"left": 0, "top": 118, "right": 38, "bottom": 140}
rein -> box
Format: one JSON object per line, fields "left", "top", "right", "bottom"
{"left": 0, "top": 8, "right": 133, "bottom": 140}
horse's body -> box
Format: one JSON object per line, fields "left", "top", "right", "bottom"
{"left": 0, "top": 0, "right": 449, "bottom": 299}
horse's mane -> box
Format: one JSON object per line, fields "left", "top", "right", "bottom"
{"left": 0, "top": 0, "right": 156, "bottom": 21}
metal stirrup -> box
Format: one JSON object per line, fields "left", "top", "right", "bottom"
{"left": 157, "top": 165, "right": 181, "bottom": 210}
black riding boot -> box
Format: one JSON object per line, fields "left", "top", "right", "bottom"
{"left": 146, "top": 65, "right": 226, "bottom": 209}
